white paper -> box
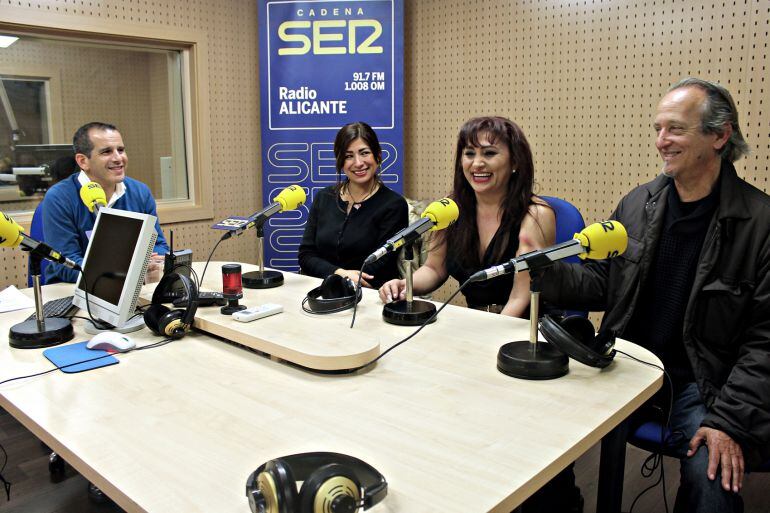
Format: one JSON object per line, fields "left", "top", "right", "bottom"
{"left": 0, "top": 285, "right": 35, "bottom": 313}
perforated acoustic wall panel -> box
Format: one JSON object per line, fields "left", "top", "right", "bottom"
{"left": 404, "top": 0, "right": 770, "bottom": 304}
{"left": 1, "top": 0, "right": 768, "bottom": 312}
{"left": 0, "top": 0, "right": 261, "bottom": 289}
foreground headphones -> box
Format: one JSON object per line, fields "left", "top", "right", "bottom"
{"left": 246, "top": 452, "right": 387, "bottom": 513}
{"left": 302, "top": 274, "right": 362, "bottom": 314}
{"left": 143, "top": 272, "right": 198, "bottom": 338}
{"left": 539, "top": 314, "right": 616, "bottom": 368}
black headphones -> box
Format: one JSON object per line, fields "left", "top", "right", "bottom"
{"left": 539, "top": 314, "right": 616, "bottom": 368}
{"left": 143, "top": 273, "right": 198, "bottom": 338}
{"left": 246, "top": 452, "right": 387, "bottom": 513}
{"left": 302, "top": 274, "right": 362, "bottom": 314}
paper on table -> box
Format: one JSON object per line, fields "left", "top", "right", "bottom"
{"left": 0, "top": 285, "right": 35, "bottom": 313}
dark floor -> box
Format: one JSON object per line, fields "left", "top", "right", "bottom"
{"left": 574, "top": 441, "right": 770, "bottom": 513}
{"left": 1, "top": 406, "right": 768, "bottom": 512}
{"left": 0, "top": 408, "right": 120, "bottom": 513}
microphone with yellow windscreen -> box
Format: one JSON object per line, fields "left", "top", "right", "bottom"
{"left": 79, "top": 182, "right": 108, "bottom": 213}
{"left": 574, "top": 220, "right": 628, "bottom": 260}
{"left": 4, "top": 210, "right": 78, "bottom": 349}
{"left": 231, "top": 184, "right": 308, "bottom": 289}
{"left": 272, "top": 184, "right": 306, "bottom": 212}
{"left": 364, "top": 198, "right": 459, "bottom": 265}
{"left": 470, "top": 220, "right": 628, "bottom": 281}
{"left": 378, "top": 197, "right": 460, "bottom": 326}
{"left": 421, "top": 197, "right": 460, "bottom": 231}
{"left": 0, "top": 212, "right": 24, "bottom": 248}
{"left": 0, "top": 211, "right": 80, "bottom": 269}
{"left": 219, "top": 184, "right": 307, "bottom": 241}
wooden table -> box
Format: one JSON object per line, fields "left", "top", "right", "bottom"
{"left": 0, "top": 265, "right": 662, "bottom": 512}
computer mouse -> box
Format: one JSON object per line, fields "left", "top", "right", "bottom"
{"left": 86, "top": 332, "right": 136, "bottom": 352}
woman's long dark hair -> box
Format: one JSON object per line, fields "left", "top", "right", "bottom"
{"left": 332, "top": 121, "right": 383, "bottom": 194}
{"left": 446, "top": 116, "right": 536, "bottom": 268}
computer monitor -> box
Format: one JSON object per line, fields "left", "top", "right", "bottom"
{"left": 73, "top": 207, "right": 157, "bottom": 333}
{"left": 13, "top": 144, "right": 74, "bottom": 167}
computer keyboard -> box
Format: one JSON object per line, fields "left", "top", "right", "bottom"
{"left": 25, "top": 296, "right": 77, "bottom": 321}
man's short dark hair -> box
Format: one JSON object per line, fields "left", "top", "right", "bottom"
{"left": 72, "top": 122, "right": 118, "bottom": 157}
{"left": 668, "top": 78, "right": 750, "bottom": 162}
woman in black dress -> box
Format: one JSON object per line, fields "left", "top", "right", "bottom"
{"left": 298, "top": 121, "right": 408, "bottom": 289}
{"left": 378, "top": 116, "right": 555, "bottom": 317}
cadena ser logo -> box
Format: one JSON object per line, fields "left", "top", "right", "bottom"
{"left": 278, "top": 7, "right": 384, "bottom": 56}
{"left": 277, "top": 19, "right": 383, "bottom": 56}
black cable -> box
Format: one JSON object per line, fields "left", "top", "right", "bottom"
{"left": 169, "top": 262, "right": 201, "bottom": 290}
{"left": 0, "top": 438, "right": 9, "bottom": 500}
{"left": 78, "top": 271, "right": 115, "bottom": 331}
{"left": 301, "top": 290, "right": 362, "bottom": 315}
{"left": 0, "top": 354, "right": 113, "bottom": 386}
{"left": 66, "top": 315, "right": 103, "bottom": 323}
{"left": 68, "top": 312, "right": 153, "bottom": 324}
{"left": 349, "top": 265, "right": 366, "bottom": 329}
{"left": 199, "top": 237, "right": 224, "bottom": 286}
{"left": 0, "top": 337, "right": 174, "bottom": 387}
{"left": 343, "top": 277, "right": 472, "bottom": 372}
{"left": 628, "top": 452, "right": 666, "bottom": 513}
{"left": 133, "top": 337, "right": 175, "bottom": 351}
{"left": 616, "top": 349, "right": 676, "bottom": 513}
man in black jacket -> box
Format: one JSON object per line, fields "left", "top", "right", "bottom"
{"left": 542, "top": 78, "right": 770, "bottom": 512}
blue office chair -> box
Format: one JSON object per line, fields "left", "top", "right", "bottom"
{"left": 540, "top": 195, "right": 587, "bottom": 318}
{"left": 540, "top": 196, "right": 586, "bottom": 253}
{"left": 27, "top": 201, "right": 48, "bottom": 287}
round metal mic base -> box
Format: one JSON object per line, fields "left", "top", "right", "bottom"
{"left": 382, "top": 299, "right": 437, "bottom": 326}
{"left": 242, "top": 270, "right": 284, "bottom": 289}
{"left": 9, "top": 318, "right": 75, "bottom": 349}
{"left": 497, "top": 340, "right": 569, "bottom": 380}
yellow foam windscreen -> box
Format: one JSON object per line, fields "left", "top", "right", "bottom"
{"left": 79, "top": 182, "right": 108, "bottom": 213}
{"left": 421, "top": 197, "right": 459, "bottom": 231}
{"left": 0, "top": 212, "right": 24, "bottom": 248}
{"left": 574, "top": 220, "right": 628, "bottom": 259}
{"left": 273, "top": 185, "right": 306, "bottom": 211}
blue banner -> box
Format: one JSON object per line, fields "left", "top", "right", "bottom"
{"left": 258, "top": 0, "right": 404, "bottom": 271}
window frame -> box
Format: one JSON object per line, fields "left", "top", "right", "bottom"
{"left": 0, "top": 72, "right": 63, "bottom": 144}
{"left": 0, "top": 13, "right": 214, "bottom": 229}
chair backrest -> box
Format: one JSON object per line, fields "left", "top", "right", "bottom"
{"left": 27, "top": 202, "right": 47, "bottom": 287}
{"left": 540, "top": 195, "right": 587, "bottom": 317}
{"left": 539, "top": 196, "right": 586, "bottom": 260}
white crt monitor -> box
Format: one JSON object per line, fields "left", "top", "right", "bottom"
{"left": 73, "top": 207, "right": 157, "bottom": 328}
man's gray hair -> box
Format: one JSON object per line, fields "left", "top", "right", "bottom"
{"left": 669, "top": 77, "right": 750, "bottom": 162}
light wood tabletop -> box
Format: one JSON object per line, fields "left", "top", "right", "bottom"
{"left": 0, "top": 266, "right": 662, "bottom": 512}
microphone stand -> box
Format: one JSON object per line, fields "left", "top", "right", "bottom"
{"left": 382, "top": 240, "right": 437, "bottom": 326}
{"left": 496, "top": 269, "right": 568, "bottom": 380}
{"left": 9, "top": 253, "right": 74, "bottom": 349}
{"left": 242, "top": 224, "right": 284, "bottom": 289}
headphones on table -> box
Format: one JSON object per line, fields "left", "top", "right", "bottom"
{"left": 302, "top": 274, "right": 362, "bottom": 315}
{"left": 143, "top": 272, "right": 198, "bottom": 339}
{"left": 539, "top": 314, "right": 617, "bottom": 368}
{"left": 246, "top": 452, "right": 388, "bottom": 513}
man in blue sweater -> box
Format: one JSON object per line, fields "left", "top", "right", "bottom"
{"left": 43, "top": 122, "right": 169, "bottom": 283}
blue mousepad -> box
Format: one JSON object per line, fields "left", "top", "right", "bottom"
{"left": 43, "top": 341, "right": 119, "bottom": 373}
